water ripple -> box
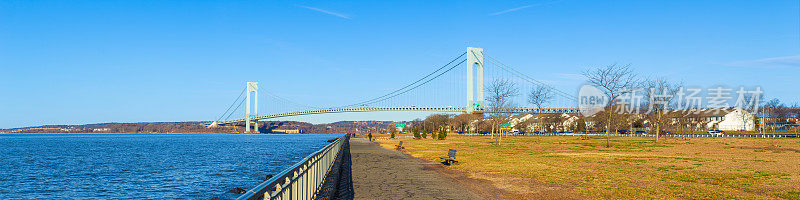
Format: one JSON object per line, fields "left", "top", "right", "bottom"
{"left": 0, "top": 133, "right": 341, "bottom": 199}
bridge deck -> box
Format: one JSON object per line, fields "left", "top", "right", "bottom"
{"left": 215, "top": 106, "right": 579, "bottom": 125}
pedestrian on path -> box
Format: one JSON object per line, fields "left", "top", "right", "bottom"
{"left": 368, "top": 132, "right": 372, "bottom": 141}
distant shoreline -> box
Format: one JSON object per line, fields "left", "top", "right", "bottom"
{"left": 0, "top": 132, "right": 230, "bottom": 134}
{"left": 3, "top": 121, "right": 391, "bottom": 135}
{"left": 0, "top": 132, "right": 341, "bottom": 135}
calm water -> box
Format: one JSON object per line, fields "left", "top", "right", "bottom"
{"left": 0, "top": 134, "right": 342, "bottom": 200}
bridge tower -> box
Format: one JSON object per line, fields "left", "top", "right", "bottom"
{"left": 245, "top": 82, "right": 258, "bottom": 133}
{"left": 466, "top": 47, "right": 484, "bottom": 113}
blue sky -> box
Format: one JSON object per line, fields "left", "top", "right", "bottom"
{"left": 1, "top": 0, "right": 798, "bottom": 129}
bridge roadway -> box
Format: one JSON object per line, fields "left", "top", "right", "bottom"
{"left": 215, "top": 106, "right": 580, "bottom": 125}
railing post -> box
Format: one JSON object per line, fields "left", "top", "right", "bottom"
{"left": 284, "top": 177, "right": 290, "bottom": 200}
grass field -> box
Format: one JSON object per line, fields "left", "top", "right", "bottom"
{"left": 374, "top": 134, "right": 800, "bottom": 199}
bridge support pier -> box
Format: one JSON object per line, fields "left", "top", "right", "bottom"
{"left": 245, "top": 82, "right": 259, "bottom": 133}
{"left": 466, "top": 47, "right": 484, "bottom": 114}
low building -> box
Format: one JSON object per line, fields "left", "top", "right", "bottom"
{"left": 509, "top": 113, "right": 580, "bottom": 132}
{"left": 667, "top": 108, "right": 755, "bottom": 131}
{"left": 272, "top": 129, "right": 302, "bottom": 134}
{"left": 93, "top": 128, "right": 111, "bottom": 132}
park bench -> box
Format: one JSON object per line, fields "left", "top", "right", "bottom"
{"left": 438, "top": 149, "right": 458, "bottom": 165}
{"left": 395, "top": 141, "right": 404, "bottom": 149}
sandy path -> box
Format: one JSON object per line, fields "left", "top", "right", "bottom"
{"left": 350, "top": 138, "right": 485, "bottom": 200}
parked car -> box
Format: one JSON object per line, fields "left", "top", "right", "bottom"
{"left": 618, "top": 130, "right": 630, "bottom": 134}
{"left": 707, "top": 129, "right": 725, "bottom": 136}
{"left": 635, "top": 130, "right": 647, "bottom": 134}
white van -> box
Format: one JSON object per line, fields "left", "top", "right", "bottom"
{"left": 707, "top": 129, "right": 724, "bottom": 136}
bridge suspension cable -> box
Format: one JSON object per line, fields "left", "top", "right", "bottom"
{"left": 216, "top": 88, "right": 246, "bottom": 122}
{"left": 334, "top": 52, "right": 467, "bottom": 108}
{"left": 223, "top": 97, "right": 247, "bottom": 121}
{"left": 262, "top": 89, "right": 321, "bottom": 110}
{"left": 484, "top": 54, "right": 578, "bottom": 101}
{"left": 366, "top": 58, "right": 466, "bottom": 107}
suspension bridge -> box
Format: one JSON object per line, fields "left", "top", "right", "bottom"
{"left": 210, "top": 47, "right": 580, "bottom": 132}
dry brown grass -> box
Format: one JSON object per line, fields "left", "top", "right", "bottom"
{"left": 375, "top": 135, "right": 800, "bottom": 199}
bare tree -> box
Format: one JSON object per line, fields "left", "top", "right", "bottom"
{"left": 762, "top": 98, "right": 782, "bottom": 133}
{"left": 449, "top": 113, "right": 481, "bottom": 134}
{"left": 643, "top": 78, "right": 681, "bottom": 143}
{"left": 517, "top": 116, "right": 536, "bottom": 133}
{"left": 583, "top": 64, "right": 638, "bottom": 147}
{"left": 410, "top": 118, "right": 423, "bottom": 134}
{"left": 528, "top": 85, "right": 553, "bottom": 141}
{"left": 386, "top": 124, "right": 397, "bottom": 138}
{"left": 386, "top": 124, "right": 396, "bottom": 133}
{"left": 486, "top": 78, "right": 519, "bottom": 144}
{"left": 424, "top": 114, "right": 451, "bottom": 133}
{"left": 791, "top": 104, "right": 800, "bottom": 137}
{"left": 542, "top": 114, "right": 566, "bottom": 132}
{"left": 528, "top": 85, "right": 554, "bottom": 133}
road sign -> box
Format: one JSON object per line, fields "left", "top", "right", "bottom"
{"left": 500, "top": 124, "right": 511, "bottom": 129}
{"left": 395, "top": 123, "right": 406, "bottom": 128}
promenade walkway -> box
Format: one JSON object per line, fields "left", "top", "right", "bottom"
{"left": 349, "top": 138, "right": 484, "bottom": 200}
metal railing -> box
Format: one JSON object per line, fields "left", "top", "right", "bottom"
{"left": 236, "top": 134, "right": 349, "bottom": 200}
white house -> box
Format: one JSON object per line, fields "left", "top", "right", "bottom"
{"left": 711, "top": 108, "right": 755, "bottom": 131}
{"left": 668, "top": 108, "right": 755, "bottom": 131}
